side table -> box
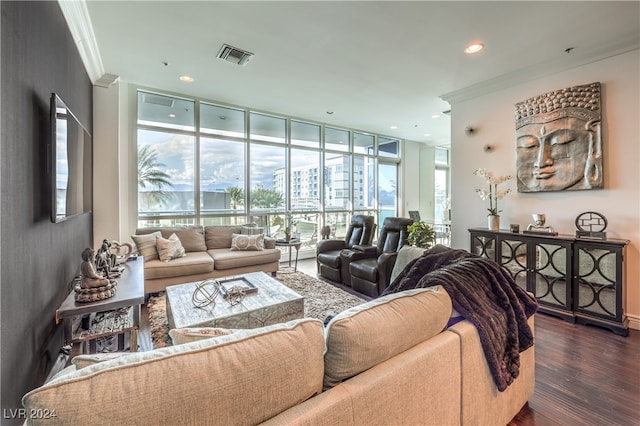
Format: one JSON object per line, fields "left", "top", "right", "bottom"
{"left": 56, "top": 258, "right": 145, "bottom": 357}
{"left": 275, "top": 238, "right": 302, "bottom": 272}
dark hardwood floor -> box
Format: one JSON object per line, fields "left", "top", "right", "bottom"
{"left": 140, "top": 258, "right": 640, "bottom": 425}
{"left": 508, "top": 312, "right": 640, "bottom": 426}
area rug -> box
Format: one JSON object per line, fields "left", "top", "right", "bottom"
{"left": 147, "top": 271, "right": 366, "bottom": 349}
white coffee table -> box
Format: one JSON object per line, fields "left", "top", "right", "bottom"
{"left": 165, "top": 272, "right": 304, "bottom": 330}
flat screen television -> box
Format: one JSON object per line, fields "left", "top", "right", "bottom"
{"left": 50, "top": 93, "right": 93, "bottom": 223}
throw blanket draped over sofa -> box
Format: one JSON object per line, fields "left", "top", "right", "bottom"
{"left": 383, "top": 248, "right": 538, "bottom": 391}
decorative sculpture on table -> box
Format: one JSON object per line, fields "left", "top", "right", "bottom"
{"left": 524, "top": 213, "right": 558, "bottom": 236}
{"left": 191, "top": 279, "right": 221, "bottom": 309}
{"left": 515, "top": 82, "right": 603, "bottom": 193}
{"left": 575, "top": 211, "right": 608, "bottom": 239}
{"left": 74, "top": 248, "right": 118, "bottom": 303}
{"left": 95, "top": 239, "right": 124, "bottom": 278}
{"left": 224, "top": 286, "right": 247, "bottom": 306}
{"left": 109, "top": 240, "right": 133, "bottom": 264}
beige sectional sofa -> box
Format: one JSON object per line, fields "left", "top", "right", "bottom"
{"left": 132, "top": 225, "right": 281, "bottom": 294}
{"left": 23, "top": 246, "right": 535, "bottom": 425}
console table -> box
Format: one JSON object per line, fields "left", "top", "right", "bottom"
{"left": 56, "top": 259, "right": 145, "bottom": 356}
{"left": 469, "top": 228, "right": 629, "bottom": 335}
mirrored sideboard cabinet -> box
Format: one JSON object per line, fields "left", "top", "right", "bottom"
{"left": 469, "top": 228, "right": 629, "bottom": 336}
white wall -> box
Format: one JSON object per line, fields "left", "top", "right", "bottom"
{"left": 93, "top": 81, "right": 135, "bottom": 244}
{"left": 93, "top": 83, "right": 121, "bottom": 246}
{"left": 419, "top": 145, "right": 436, "bottom": 222}
{"left": 449, "top": 50, "right": 640, "bottom": 328}
{"left": 402, "top": 140, "right": 426, "bottom": 218}
{"left": 402, "top": 140, "right": 436, "bottom": 222}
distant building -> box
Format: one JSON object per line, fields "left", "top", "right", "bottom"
{"left": 273, "top": 155, "right": 368, "bottom": 210}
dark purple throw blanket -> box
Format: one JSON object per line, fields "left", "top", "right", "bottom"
{"left": 382, "top": 248, "right": 538, "bottom": 391}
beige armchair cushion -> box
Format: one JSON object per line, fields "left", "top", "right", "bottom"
{"left": 323, "top": 286, "right": 452, "bottom": 389}
{"left": 205, "top": 226, "right": 242, "bottom": 249}
{"left": 23, "top": 319, "right": 325, "bottom": 425}
{"left": 143, "top": 252, "right": 214, "bottom": 280}
{"left": 208, "top": 248, "right": 281, "bottom": 270}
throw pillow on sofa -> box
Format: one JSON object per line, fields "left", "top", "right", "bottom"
{"left": 23, "top": 319, "right": 326, "bottom": 426}
{"left": 71, "top": 352, "right": 128, "bottom": 369}
{"left": 169, "top": 327, "right": 235, "bottom": 345}
{"left": 131, "top": 231, "right": 162, "bottom": 261}
{"left": 230, "top": 233, "right": 264, "bottom": 251}
{"left": 241, "top": 225, "right": 265, "bottom": 235}
{"left": 156, "top": 233, "right": 187, "bottom": 262}
{"left": 323, "top": 286, "right": 452, "bottom": 390}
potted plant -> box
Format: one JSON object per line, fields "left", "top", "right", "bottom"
{"left": 474, "top": 168, "right": 512, "bottom": 231}
{"left": 407, "top": 221, "right": 436, "bottom": 248}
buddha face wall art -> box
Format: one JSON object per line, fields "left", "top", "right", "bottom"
{"left": 514, "top": 82, "right": 603, "bottom": 193}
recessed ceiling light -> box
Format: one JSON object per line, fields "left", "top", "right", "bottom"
{"left": 432, "top": 114, "right": 440, "bottom": 119}
{"left": 465, "top": 42, "right": 484, "bottom": 54}
{"left": 168, "top": 113, "right": 176, "bottom": 118}
{"left": 179, "top": 75, "right": 194, "bottom": 83}
{"left": 424, "top": 133, "right": 431, "bottom": 137}
{"left": 390, "top": 125, "right": 398, "bottom": 129}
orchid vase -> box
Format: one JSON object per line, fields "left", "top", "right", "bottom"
{"left": 488, "top": 214, "right": 500, "bottom": 231}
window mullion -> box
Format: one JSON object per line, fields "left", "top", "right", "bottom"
{"left": 194, "top": 101, "right": 201, "bottom": 224}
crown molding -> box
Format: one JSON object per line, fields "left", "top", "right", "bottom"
{"left": 57, "top": 0, "right": 105, "bottom": 83}
{"left": 440, "top": 34, "right": 640, "bottom": 105}
{"left": 94, "top": 73, "right": 120, "bottom": 88}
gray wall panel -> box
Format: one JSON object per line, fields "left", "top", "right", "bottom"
{"left": 1, "top": 1, "right": 93, "bottom": 419}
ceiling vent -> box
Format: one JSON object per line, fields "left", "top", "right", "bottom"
{"left": 217, "top": 44, "right": 254, "bottom": 66}
{"left": 142, "top": 92, "right": 175, "bottom": 108}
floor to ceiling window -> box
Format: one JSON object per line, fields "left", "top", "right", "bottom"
{"left": 434, "top": 146, "right": 451, "bottom": 244}
{"left": 378, "top": 162, "right": 398, "bottom": 226}
{"left": 434, "top": 147, "right": 450, "bottom": 222}
{"left": 136, "top": 89, "right": 400, "bottom": 254}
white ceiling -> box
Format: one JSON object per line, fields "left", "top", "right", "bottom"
{"left": 82, "top": 1, "right": 639, "bottom": 146}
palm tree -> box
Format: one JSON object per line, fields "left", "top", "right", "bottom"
{"left": 137, "top": 145, "right": 173, "bottom": 206}
{"left": 226, "top": 186, "right": 244, "bottom": 209}
{"left": 250, "top": 186, "right": 284, "bottom": 208}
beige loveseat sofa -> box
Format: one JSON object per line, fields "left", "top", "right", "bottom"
{"left": 133, "top": 225, "right": 281, "bottom": 294}
{"left": 23, "top": 247, "right": 535, "bottom": 425}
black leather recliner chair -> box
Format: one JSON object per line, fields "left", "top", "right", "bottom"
{"left": 348, "top": 217, "right": 413, "bottom": 297}
{"left": 316, "top": 215, "right": 376, "bottom": 284}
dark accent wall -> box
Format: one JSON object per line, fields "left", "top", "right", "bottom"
{"left": 1, "top": 1, "right": 93, "bottom": 420}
